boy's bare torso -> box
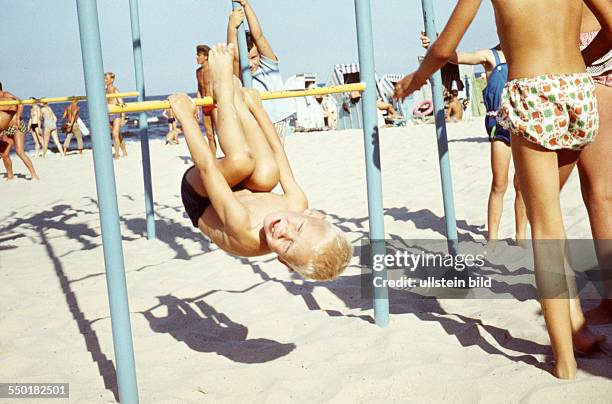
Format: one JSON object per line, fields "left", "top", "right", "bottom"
{"left": 199, "top": 190, "right": 299, "bottom": 257}
{"left": 106, "top": 84, "right": 120, "bottom": 104}
{"left": 492, "top": 0, "right": 586, "bottom": 80}
{"left": 0, "top": 91, "right": 18, "bottom": 129}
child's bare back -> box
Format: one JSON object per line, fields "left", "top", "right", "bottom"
{"left": 492, "top": 0, "right": 586, "bottom": 79}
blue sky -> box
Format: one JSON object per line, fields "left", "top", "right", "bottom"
{"left": 1, "top": 0, "right": 498, "bottom": 97}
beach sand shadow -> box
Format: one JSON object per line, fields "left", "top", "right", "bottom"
{"left": 141, "top": 295, "right": 295, "bottom": 363}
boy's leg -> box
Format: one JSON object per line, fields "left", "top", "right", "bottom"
{"left": 111, "top": 119, "right": 121, "bottom": 159}
{"left": 14, "top": 130, "right": 39, "bottom": 178}
{"left": 513, "top": 174, "right": 528, "bottom": 243}
{"left": 512, "top": 135, "right": 576, "bottom": 379}
{"left": 232, "top": 81, "right": 279, "bottom": 191}
{"left": 1, "top": 137, "right": 14, "bottom": 180}
{"left": 186, "top": 44, "right": 254, "bottom": 198}
{"left": 487, "top": 141, "right": 511, "bottom": 240}
{"left": 578, "top": 83, "right": 612, "bottom": 324}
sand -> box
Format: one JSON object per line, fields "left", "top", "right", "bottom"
{"left": 1, "top": 119, "right": 610, "bottom": 403}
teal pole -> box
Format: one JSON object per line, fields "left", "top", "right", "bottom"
{"left": 128, "top": 0, "right": 156, "bottom": 240}
{"left": 355, "top": 0, "right": 389, "bottom": 327}
{"left": 232, "top": 0, "right": 253, "bottom": 87}
{"left": 75, "top": 1, "right": 139, "bottom": 403}
{"left": 421, "top": 0, "right": 459, "bottom": 252}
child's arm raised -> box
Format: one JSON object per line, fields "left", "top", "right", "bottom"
{"left": 420, "top": 32, "right": 492, "bottom": 68}
{"left": 227, "top": 7, "right": 246, "bottom": 76}
{"left": 395, "top": 0, "right": 482, "bottom": 100}
{"left": 582, "top": 0, "right": 612, "bottom": 66}
{"left": 238, "top": 0, "right": 277, "bottom": 61}
{"left": 169, "top": 94, "right": 250, "bottom": 233}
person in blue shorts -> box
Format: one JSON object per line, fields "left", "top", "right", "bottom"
{"left": 420, "top": 33, "right": 527, "bottom": 244}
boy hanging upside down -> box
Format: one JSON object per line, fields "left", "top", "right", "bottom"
{"left": 169, "top": 44, "right": 352, "bottom": 281}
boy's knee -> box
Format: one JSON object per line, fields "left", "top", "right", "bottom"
{"left": 227, "top": 151, "right": 255, "bottom": 175}
{"left": 250, "top": 160, "right": 280, "bottom": 191}
{"left": 492, "top": 178, "right": 508, "bottom": 194}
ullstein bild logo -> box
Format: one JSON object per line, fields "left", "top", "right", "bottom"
{"left": 360, "top": 239, "right": 611, "bottom": 300}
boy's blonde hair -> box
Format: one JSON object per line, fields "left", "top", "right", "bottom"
{"left": 294, "top": 225, "right": 352, "bottom": 281}
{"left": 104, "top": 72, "right": 115, "bottom": 79}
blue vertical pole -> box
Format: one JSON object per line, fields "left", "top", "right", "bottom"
{"left": 75, "top": 1, "right": 139, "bottom": 403}
{"left": 355, "top": 0, "right": 389, "bottom": 327}
{"left": 421, "top": 0, "right": 458, "bottom": 253}
{"left": 128, "top": 0, "right": 156, "bottom": 240}
{"left": 232, "top": 0, "right": 253, "bottom": 87}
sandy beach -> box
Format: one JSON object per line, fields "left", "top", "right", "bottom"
{"left": 1, "top": 119, "right": 610, "bottom": 403}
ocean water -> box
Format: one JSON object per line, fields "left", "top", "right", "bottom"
{"left": 18, "top": 94, "right": 183, "bottom": 153}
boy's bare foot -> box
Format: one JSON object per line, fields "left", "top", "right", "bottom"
{"left": 5, "top": 175, "right": 15, "bottom": 181}
{"left": 586, "top": 301, "right": 612, "bottom": 325}
{"left": 553, "top": 359, "right": 577, "bottom": 379}
{"left": 208, "top": 44, "right": 236, "bottom": 104}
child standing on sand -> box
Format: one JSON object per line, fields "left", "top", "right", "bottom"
{"left": 104, "top": 72, "right": 128, "bottom": 159}
{"left": 395, "top": 0, "right": 612, "bottom": 379}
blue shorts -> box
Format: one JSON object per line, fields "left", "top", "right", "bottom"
{"left": 485, "top": 114, "right": 511, "bottom": 146}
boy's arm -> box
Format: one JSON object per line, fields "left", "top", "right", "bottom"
{"left": 395, "top": 0, "right": 482, "bottom": 100}
{"left": 420, "top": 32, "right": 491, "bottom": 67}
{"left": 239, "top": 0, "right": 277, "bottom": 61}
{"left": 169, "top": 94, "right": 250, "bottom": 231}
{"left": 582, "top": 0, "right": 612, "bottom": 66}
{"left": 227, "top": 8, "right": 244, "bottom": 76}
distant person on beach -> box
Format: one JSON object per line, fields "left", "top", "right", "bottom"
{"left": 62, "top": 99, "right": 83, "bottom": 155}
{"left": 420, "top": 32, "right": 527, "bottom": 244}
{"left": 41, "top": 102, "right": 64, "bottom": 157}
{"left": 227, "top": 0, "right": 295, "bottom": 142}
{"left": 577, "top": 1, "right": 612, "bottom": 325}
{"left": 105, "top": 72, "right": 128, "bottom": 159}
{"left": 395, "top": 0, "right": 611, "bottom": 380}
{"left": 163, "top": 107, "right": 181, "bottom": 145}
{"left": 196, "top": 44, "right": 217, "bottom": 155}
{"left": 27, "top": 101, "right": 43, "bottom": 157}
{"left": 445, "top": 88, "right": 464, "bottom": 122}
{"left": 316, "top": 94, "right": 338, "bottom": 129}
{"left": 172, "top": 44, "right": 351, "bottom": 280}
{"left": 0, "top": 82, "right": 39, "bottom": 180}
{"left": 377, "top": 98, "right": 397, "bottom": 126}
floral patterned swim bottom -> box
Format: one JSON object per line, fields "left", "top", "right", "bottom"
{"left": 497, "top": 73, "right": 598, "bottom": 150}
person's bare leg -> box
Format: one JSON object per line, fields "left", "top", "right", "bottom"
{"left": 14, "top": 130, "right": 39, "bottom": 179}
{"left": 556, "top": 153, "right": 606, "bottom": 352}
{"left": 232, "top": 80, "right": 279, "bottom": 191}
{"left": 50, "top": 129, "right": 64, "bottom": 156}
{"left": 579, "top": 83, "right": 612, "bottom": 325}
{"left": 31, "top": 129, "right": 41, "bottom": 157}
{"left": 1, "top": 138, "right": 14, "bottom": 180}
{"left": 203, "top": 114, "right": 217, "bottom": 156}
{"left": 186, "top": 44, "right": 255, "bottom": 197}
{"left": 42, "top": 128, "right": 50, "bottom": 158}
{"left": 512, "top": 135, "right": 576, "bottom": 379}
{"left": 111, "top": 119, "right": 121, "bottom": 159}
{"left": 513, "top": 174, "right": 528, "bottom": 245}
{"left": 487, "top": 140, "right": 511, "bottom": 240}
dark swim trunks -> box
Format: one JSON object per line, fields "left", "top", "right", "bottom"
{"left": 485, "top": 114, "right": 511, "bottom": 146}
{"left": 181, "top": 165, "right": 211, "bottom": 228}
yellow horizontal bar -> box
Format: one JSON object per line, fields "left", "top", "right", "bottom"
{"left": 107, "top": 83, "right": 366, "bottom": 114}
{"left": 0, "top": 92, "right": 139, "bottom": 107}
